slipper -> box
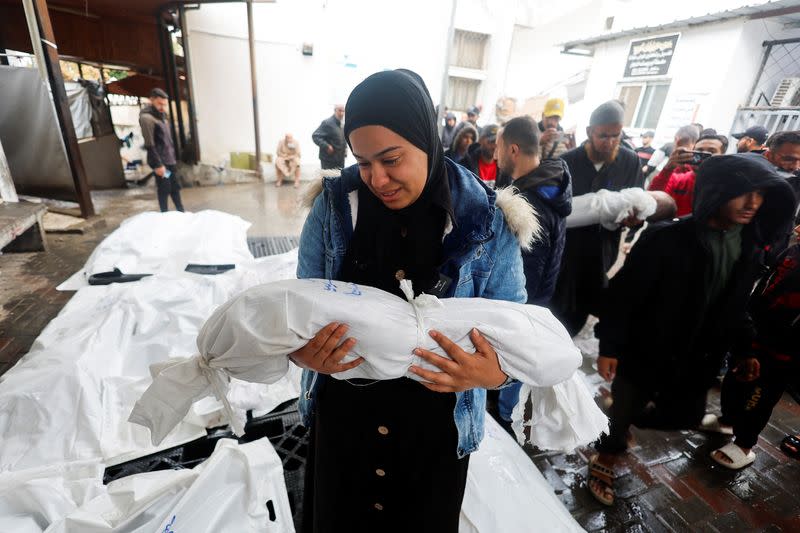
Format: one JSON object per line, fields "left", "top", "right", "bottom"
{"left": 587, "top": 457, "right": 615, "bottom": 506}
{"left": 699, "top": 413, "right": 733, "bottom": 436}
{"left": 780, "top": 434, "right": 800, "bottom": 459}
{"left": 88, "top": 268, "right": 152, "bottom": 286}
{"left": 711, "top": 442, "right": 755, "bottom": 470}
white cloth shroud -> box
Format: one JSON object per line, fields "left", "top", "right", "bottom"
{"left": 131, "top": 278, "right": 608, "bottom": 451}
{"left": 567, "top": 187, "right": 657, "bottom": 230}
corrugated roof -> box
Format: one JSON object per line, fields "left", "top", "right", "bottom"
{"left": 561, "top": 0, "right": 800, "bottom": 51}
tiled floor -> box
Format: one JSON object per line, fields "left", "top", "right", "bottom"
{"left": 2, "top": 181, "right": 799, "bottom": 531}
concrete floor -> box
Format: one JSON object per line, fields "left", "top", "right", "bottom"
{"left": 2, "top": 180, "right": 800, "bottom": 531}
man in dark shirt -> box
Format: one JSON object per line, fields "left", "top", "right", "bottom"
{"left": 312, "top": 105, "right": 347, "bottom": 170}
{"left": 550, "top": 100, "right": 644, "bottom": 335}
{"left": 634, "top": 130, "right": 655, "bottom": 169}
{"left": 139, "top": 88, "right": 184, "bottom": 212}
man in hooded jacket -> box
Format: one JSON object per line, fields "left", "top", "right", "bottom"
{"left": 492, "top": 115, "right": 573, "bottom": 428}
{"left": 587, "top": 153, "right": 796, "bottom": 506}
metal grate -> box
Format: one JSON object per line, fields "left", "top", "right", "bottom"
{"left": 247, "top": 236, "right": 300, "bottom": 258}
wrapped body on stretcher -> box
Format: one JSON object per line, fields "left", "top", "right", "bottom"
{"left": 130, "top": 278, "right": 608, "bottom": 452}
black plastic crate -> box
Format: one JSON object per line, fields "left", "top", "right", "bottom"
{"left": 104, "top": 399, "right": 308, "bottom": 528}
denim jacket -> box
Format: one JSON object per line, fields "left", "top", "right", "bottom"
{"left": 296, "top": 158, "right": 527, "bottom": 457}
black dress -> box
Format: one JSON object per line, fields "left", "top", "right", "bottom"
{"left": 302, "top": 182, "right": 469, "bottom": 533}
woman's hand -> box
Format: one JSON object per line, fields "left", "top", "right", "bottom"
{"left": 288, "top": 322, "right": 363, "bottom": 375}
{"left": 408, "top": 329, "right": 507, "bottom": 392}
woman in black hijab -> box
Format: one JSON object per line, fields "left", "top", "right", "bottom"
{"left": 292, "top": 69, "right": 528, "bottom": 532}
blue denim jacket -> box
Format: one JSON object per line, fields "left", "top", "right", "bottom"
{"left": 296, "top": 158, "right": 526, "bottom": 457}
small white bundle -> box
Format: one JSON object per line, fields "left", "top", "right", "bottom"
{"left": 130, "top": 279, "right": 607, "bottom": 451}
{"left": 567, "top": 187, "right": 657, "bottom": 230}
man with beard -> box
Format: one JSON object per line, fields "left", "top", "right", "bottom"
{"left": 733, "top": 125, "right": 768, "bottom": 154}
{"left": 765, "top": 131, "right": 800, "bottom": 207}
{"left": 463, "top": 124, "right": 500, "bottom": 188}
{"left": 550, "top": 100, "right": 644, "bottom": 335}
{"left": 312, "top": 105, "right": 347, "bottom": 170}
{"left": 139, "top": 88, "right": 184, "bottom": 212}
{"left": 492, "top": 115, "right": 573, "bottom": 430}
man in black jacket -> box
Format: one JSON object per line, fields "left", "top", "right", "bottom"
{"left": 312, "top": 105, "right": 347, "bottom": 170}
{"left": 139, "top": 88, "right": 184, "bottom": 212}
{"left": 493, "top": 115, "right": 573, "bottom": 427}
{"left": 551, "top": 100, "right": 644, "bottom": 335}
{"left": 587, "top": 153, "right": 796, "bottom": 506}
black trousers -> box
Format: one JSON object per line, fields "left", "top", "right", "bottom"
{"left": 155, "top": 165, "right": 184, "bottom": 212}
{"left": 595, "top": 372, "right": 708, "bottom": 454}
{"left": 302, "top": 377, "right": 469, "bottom": 533}
{"left": 720, "top": 356, "right": 799, "bottom": 449}
{"left": 320, "top": 159, "right": 344, "bottom": 171}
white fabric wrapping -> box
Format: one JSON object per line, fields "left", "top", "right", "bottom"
{"left": 45, "top": 439, "right": 294, "bottom": 533}
{"left": 58, "top": 210, "right": 255, "bottom": 290}
{"left": 566, "top": 188, "right": 657, "bottom": 230}
{"left": 131, "top": 278, "right": 608, "bottom": 451}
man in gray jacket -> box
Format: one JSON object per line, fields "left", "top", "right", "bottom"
{"left": 139, "top": 88, "right": 184, "bottom": 212}
{"left": 312, "top": 105, "right": 347, "bottom": 170}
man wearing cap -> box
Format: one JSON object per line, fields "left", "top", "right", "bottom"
{"left": 539, "top": 98, "right": 571, "bottom": 160}
{"left": 139, "top": 88, "right": 184, "bottom": 212}
{"left": 452, "top": 106, "right": 483, "bottom": 140}
{"left": 734, "top": 125, "right": 768, "bottom": 154}
{"left": 634, "top": 131, "right": 656, "bottom": 169}
{"left": 550, "top": 100, "right": 644, "bottom": 336}
{"left": 463, "top": 124, "right": 500, "bottom": 188}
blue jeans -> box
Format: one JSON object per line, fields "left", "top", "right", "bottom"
{"left": 497, "top": 381, "right": 523, "bottom": 422}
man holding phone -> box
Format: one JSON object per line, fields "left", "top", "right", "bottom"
{"left": 648, "top": 131, "right": 728, "bottom": 216}
{"left": 139, "top": 88, "right": 185, "bottom": 212}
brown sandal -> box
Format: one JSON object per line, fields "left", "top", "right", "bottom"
{"left": 588, "top": 457, "right": 615, "bottom": 506}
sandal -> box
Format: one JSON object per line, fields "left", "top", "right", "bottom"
{"left": 699, "top": 413, "right": 733, "bottom": 436}
{"left": 711, "top": 442, "right": 755, "bottom": 470}
{"left": 780, "top": 434, "right": 800, "bottom": 459}
{"left": 587, "top": 457, "right": 615, "bottom": 506}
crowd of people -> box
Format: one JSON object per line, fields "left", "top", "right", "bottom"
{"left": 439, "top": 95, "right": 800, "bottom": 508}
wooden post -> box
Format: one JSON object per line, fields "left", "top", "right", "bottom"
{"left": 29, "top": 0, "right": 95, "bottom": 217}
{"left": 247, "top": 0, "right": 262, "bottom": 178}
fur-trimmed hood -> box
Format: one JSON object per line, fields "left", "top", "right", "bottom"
{"left": 301, "top": 163, "right": 540, "bottom": 251}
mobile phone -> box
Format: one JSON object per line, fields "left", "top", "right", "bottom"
{"left": 688, "top": 151, "right": 712, "bottom": 166}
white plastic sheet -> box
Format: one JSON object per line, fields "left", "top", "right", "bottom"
{"left": 58, "top": 210, "right": 255, "bottom": 290}
{"left": 460, "top": 416, "right": 584, "bottom": 532}
{"left": 46, "top": 439, "right": 294, "bottom": 533}
{"left": 131, "top": 278, "right": 607, "bottom": 451}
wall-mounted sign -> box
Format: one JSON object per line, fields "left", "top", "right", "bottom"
{"left": 624, "top": 33, "right": 680, "bottom": 78}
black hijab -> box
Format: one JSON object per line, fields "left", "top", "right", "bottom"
{"left": 339, "top": 69, "right": 454, "bottom": 298}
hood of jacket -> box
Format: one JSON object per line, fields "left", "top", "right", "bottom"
{"left": 693, "top": 153, "right": 797, "bottom": 245}
{"left": 512, "top": 158, "right": 573, "bottom": 218}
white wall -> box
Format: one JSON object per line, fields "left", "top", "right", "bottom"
{"left": 577, "top": 17, "right": 786, "bottom": 147}
{"left": 186, "top": 0, "right": 515, "bottom": 170}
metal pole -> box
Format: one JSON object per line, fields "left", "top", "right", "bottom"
{"left": 246, "top": 0, "right": 262, "bottom": 178}
{"left": 29, "top": 0, "right": 95, "bottom": 217}
{"left": 157, "top": 14, "right": 181, "bottom": 160}
{"left": 165, "top": 25, "right": 187, "bottom": 157}
{"left": 179, "top": 5, "right": 201, "bottom": 163}
{"left": 437, "top": 0, "right": 457, "bottom": 137}
{"left": 748, "top": 43, "right": 772, "bottom": 106}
